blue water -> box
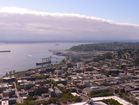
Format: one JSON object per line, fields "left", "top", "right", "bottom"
{"left": 0, "top": 42, "right": 83, "bottom": 76}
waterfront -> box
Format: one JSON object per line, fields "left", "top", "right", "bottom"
{"left": 0, "top": 42, "right": 85, "bottom": 76}
{"left": 1, "top": 42, "right": 138, "bottom": 105}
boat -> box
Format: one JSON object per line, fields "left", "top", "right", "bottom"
{"left": 0, "top": 50, "right": 11, "bottom": 53}
{"left": 36, "top": 57, "right": 52, "bottom": 66}
{"left": 36, "top": 61, "right": 51, "bottom": 66}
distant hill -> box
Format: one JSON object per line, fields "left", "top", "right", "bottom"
{"left": 70, "top": 42, "right": 139, "bottom": 51}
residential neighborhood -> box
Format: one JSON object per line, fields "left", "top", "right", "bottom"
{"left": 1, "top": 44, "right": 139, "bottom": 105}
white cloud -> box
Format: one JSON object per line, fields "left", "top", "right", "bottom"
{"left": 0, "top": 7, "right": 139, "bottom": 41}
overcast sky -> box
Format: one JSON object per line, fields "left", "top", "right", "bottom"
{"left": 0, "top": 1, "right": 139, "bottom": 41}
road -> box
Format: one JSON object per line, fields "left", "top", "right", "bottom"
{"left": 14, "top": 82, "right": 23, "bottom": 103}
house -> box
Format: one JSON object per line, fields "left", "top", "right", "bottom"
{"left": 2, "top": 76, "right": 16, "bottom": 83}
{"left": 48, "top": 87, "right": 62, "bottom": 97}
{"left": 9, "top": 98, "right": 16, "bottom": 105}
{"left": 1, "top": 99, "right": 9, "bottom": 105}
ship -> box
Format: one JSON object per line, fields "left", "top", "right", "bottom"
{"left": 0, "top": 50, "right": 11, "bottom": 53}
{"left": 36, "top": 61, "right": 51, "bottom": 66}
{"left": 36, "top": 57, "right": 51, "bottom": 66}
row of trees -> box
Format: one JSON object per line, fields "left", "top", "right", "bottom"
{"left": 5, "top": 70, "right": 16, "bottom": 77}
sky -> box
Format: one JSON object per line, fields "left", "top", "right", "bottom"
{"left": 0, "top": 0, "right": 138, "bottom": 24}
{"left": 0, "top": 0, "right": 139, "bottom": 41}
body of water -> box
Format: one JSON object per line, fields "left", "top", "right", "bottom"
{"left": 0, "top": 42, "right": 84, "bottom": 76}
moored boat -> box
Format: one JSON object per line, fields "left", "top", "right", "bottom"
{"left": 0, "top": 50, "right": 11, "bottom": 52}
{"left": 36, "top": 61, "right": 51, "bottom": 66}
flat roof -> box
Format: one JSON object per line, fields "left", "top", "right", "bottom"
{"left": 2, "top": 100, "right": 9, "bottom": 105}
